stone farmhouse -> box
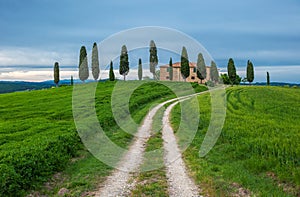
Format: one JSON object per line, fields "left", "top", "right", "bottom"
{"left": 159, "top": 62, "right": 211, "bottom": 83}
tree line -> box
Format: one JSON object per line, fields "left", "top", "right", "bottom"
{"left": 53, "top": 40, "right": 271, "bottom": 86}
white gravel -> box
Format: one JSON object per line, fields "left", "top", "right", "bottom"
{"left": 162, "top": 100, "right": 202, "bottom": 197}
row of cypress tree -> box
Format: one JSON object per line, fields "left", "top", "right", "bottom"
{"left": 54, "top": 40, "right": 221, "bottom": 85}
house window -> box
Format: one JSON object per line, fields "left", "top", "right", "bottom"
{"left": 166, "top": 76, "right": 169, "bottom": 79}
{"left": 193, "top": 67, "right": 197, "bottom": 73}
{"left": 191, "top": 76, "right": 195, "bottom": 80}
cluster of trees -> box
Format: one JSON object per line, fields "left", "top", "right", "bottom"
{"left": 220, "top": 58, "right": 255, "bottom": 86}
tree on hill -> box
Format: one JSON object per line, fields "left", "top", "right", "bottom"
{"left": 70, "top": 75, "right": 74, "bottom": 86}
{"left": 109, "top": 61, "right": 115, "bottom": 81}
{"left": 169, "top": 57, "right": 173, "bottom": 81}
{"left": 54, "top": 62, "right": 59, "bottom": 87}
{"left": 149, "top": 40, "right": 158, "bottom": 80}
{"left": 221, "top": 73, "right": 241, "bottom": 85}
{"left": 247, "top": 60, "right": 254, "bottom": 84}
{"left": 267, "top": 71, "right": 270, "bottom": 85}
{"left": 119, "top": 45, "right": 129, "bottom": 81}
{"left": 227, "top": 58, "right": 237, "bottom": 86}
{"left": 138, "top": 58, "right": 142, "bottom": 80}
{"left": 220, "top": 74, "right": 230, "bottom": 84}
{"left": 79, "top": 46, "right": 89, "bottom": 82}
{"left": 92, "top": 42, "right": 100, "bottom": 80}
{"left": 210, "top": 61, "right": 219, "bottom": 83}
{"left": 197, "top": 53, "right": 206, "bottom": 83}
{"left": 181, "top": 46, "right": 190, "bottom": 81}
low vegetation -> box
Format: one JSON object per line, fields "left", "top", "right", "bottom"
{"left": 171, "top": 86, "right": 300, "bottom": 196}
{"left": 0, "top": 81, "right": 205, "bottom": 196}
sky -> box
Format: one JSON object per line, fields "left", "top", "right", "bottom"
{"left": 0, "top": 0, "right": 299, "bottom": 83}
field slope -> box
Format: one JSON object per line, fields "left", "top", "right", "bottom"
{"left": 171, "top": 86, "right": 300, "bottom": 196}
{"left": 0, "top": 81, "right": 205, "bottom": 196}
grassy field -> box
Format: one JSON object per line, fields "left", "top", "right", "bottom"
{"left": 171, "top": 86, "right": 300, "bottom": 196}
{"left": 0, "top": 81, "right": 205, "bottom": 196}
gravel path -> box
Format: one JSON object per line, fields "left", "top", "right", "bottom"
{"left": 96, "top": 92, "right": 205, "bottom": 197}
{"left": 162, "top": 99, "right": 201, "bottom": 197}
{"left": 95, "top": 97, "right": 180, "bottom": 197}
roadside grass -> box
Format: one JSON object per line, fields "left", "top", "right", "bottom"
{"left": 170, "top": 86, "right": 300, "bottom": 196}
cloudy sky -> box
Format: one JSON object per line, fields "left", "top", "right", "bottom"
{"left": 0, "top": 0, "right": 299, "bottom": 82}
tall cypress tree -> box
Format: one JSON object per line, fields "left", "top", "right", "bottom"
{"left": 246, "top": 60, "right": 254, "bottom": 84}
{"left": 70, "top": 75, "right": 74, "bottom": 86}
{"left": 79, "top": 46, "right": 89, "bottom": 82}
{"left": 92, "top": 42, "right": 100, "bottom": 80}
{"left": 267, "top": 72, "right": 270, "bottom": 86}
{"left": 54, "top": 62, "right": 59, "bottom": 87}
{"left": 197, "top": 53, "right": 206, "bottom": 83}
{"left": 138, "top": 58, "right": 142, "bottom": 80}
{"left": 210, "top": 61, "right": 219, "bottom": 83}
{"left": 227, "top": 58, "right": 237, "bottom": 86}
{"left": 169, "top": 57, "right": 173, "bottom": 81}
{"left": 119, "top": 45, "right": 129, "bottom": 81}
{"left": 149, "top": 40, "right": 158, "bottom": 80}
{"left": 109, "top": 61, "right": 115, "bottom": 81}
{"left": 181, "top": 46, "right": 190, "bottom": 81}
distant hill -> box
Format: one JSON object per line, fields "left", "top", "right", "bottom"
{"left": 0, "top": 79, "right": 108, "bottom": 94}
{"left": 1, "top": 80, "right": 298, "bottom": 94}
{"left": 0, "top": 81, "right": 52, "bottom": 94}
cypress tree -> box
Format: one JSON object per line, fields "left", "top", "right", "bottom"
{"left": 138, "top": 58, "right": 142, "bottom": 80}
{"left": 169, "top": 57, "right": 173, "bottom": 81}
{"left": 267, "top": 72, "right": 270, "bottom": 86}
{"left": 227, "top": 58, "right": 237, "bottom": 86}
{"left": 70, "top": 75, "right": 74, "bottom": 86}
{"left": 92, "top": 42, "right": 100, "bottom": 80}
{"left": 247, "top": 60, "right": 254, "bottom": 84}
{"left": 210, "top": 61, "right": 219, "bottom": 83}
{"left": 109, "top": 61, "right": 115, "bottom": 81}
{"left": 197, "top": 53, "right": 206, "bottom": 83}
{"left": 54, "top": 62, "right": 59, "bottom": 87}
{"left": 79, "top": 46, "right": 89, "bottom": 82}
{"left": 149, "top": 40, "right": 158, "bottom": 80}
{"left": 119, "top": 45, "right": 129, "bottom": 81}
{"left": 181, "top": 46, "right": 190, "bottom": 81}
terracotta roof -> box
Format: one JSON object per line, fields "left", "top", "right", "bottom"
{"left": 160, "top": 62, "right": 197, "bottom": 68}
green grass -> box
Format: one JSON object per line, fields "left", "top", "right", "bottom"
{"left": 0, "top": 81, "right": 205, "bottom": 196}
{"left": 170, "top": 86, "right": 300, "bottom": 196}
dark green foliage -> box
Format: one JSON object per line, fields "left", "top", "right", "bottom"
{"left": 197, "top": 53, "right": 206, "bottom": 83}
{"left": 70, "top": 75, "right": 74, "bottom": 86}
{"left": 221, "top": 73, "right": 241, "bottom": 85}
{"left": 119, "top": 45, "right": 129, "bottom": 81}
{"left": 138, "top": 58, "right": 143, "bottom": 80}
{"left": 79, "top": 46, "right": 89, "bottom": 82}
{"left": 220, "top": 73, "right": 230, "bottom": 84}
{"left": 267, "top": 72, "right": 270, "bottom": 85}
{"left": 210, "top": 61, "right": 219, "bottom": 83}
{"left": 92, "top": 42, "right": 100, "bottom": 80}
{"left": 247, "top": 60, "right": 254, "bottom": 84}
{"left": 227, "top": 58, "right": 237, "bottom": 85}
{"left": 109, "top": 61, "right": 115, "bottom": 81}
{"left": 149, "top": 40, "right": 158, "bottom": 79}
{"left": 180, "top": 46, "right": 190, "bottom": 81}
{"left": 169, "top": 57, "right": 173, "bottom": 81}
{"left": 54, "top": 62, "right": 59, "bottom": 87}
